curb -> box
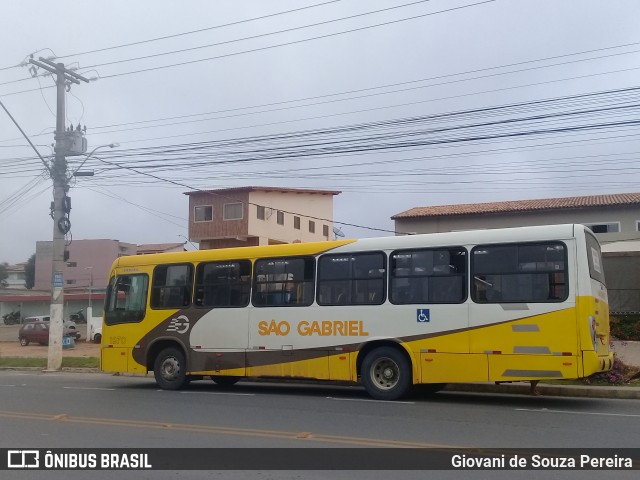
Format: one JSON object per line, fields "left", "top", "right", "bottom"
{"left": 444, "top": 382, "right": 640, "bottom": 400}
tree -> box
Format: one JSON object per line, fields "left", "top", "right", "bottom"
{"left": 0, "top": 262, "right": 7, "bottom": 288}
{"left": 24, "top": 254, "right": 36, "bottom": 290}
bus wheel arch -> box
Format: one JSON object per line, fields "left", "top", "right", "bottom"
{"left": 357, "top": 341, "right": 413, "bottom": 400}
{"left": 148, "top": 340, "right": 191, "bottom": 390}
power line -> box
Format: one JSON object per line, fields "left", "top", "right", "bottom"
{"left": 57, "top": 0, "right": 343, "bottom": 59}
{"left": 99, "top": 1, "right": 496, "bottom": 79}
{"left": 81, "top": 1, "right": 447, "bottom": 70}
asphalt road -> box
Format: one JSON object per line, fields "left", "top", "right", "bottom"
{"left": 0, "top": 371, "right": 638, "bottom": 479}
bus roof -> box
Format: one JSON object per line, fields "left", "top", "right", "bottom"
{"left": 113, "top": 224, "right": 583, "bottom": 268}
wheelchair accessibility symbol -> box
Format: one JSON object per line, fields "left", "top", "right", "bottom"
{"left": 417, "top": 309, "right": 430, "bottom": 323}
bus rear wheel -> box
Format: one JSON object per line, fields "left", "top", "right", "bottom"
{"left": 154, "top": 347, "right": 190, "bottom": 390}
{"left": 211, "top": 376, "right": 241, "bottom": 387}
{"left": 361, "top": 346, "right": 412, "bottom": 400}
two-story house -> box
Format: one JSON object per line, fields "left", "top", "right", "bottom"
{"left": 185, "top": 186, "right": 341, "bottom": 249}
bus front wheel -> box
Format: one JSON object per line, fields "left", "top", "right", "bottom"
{"left": 154, "top": 347, "right": 190, "bottom": 390}
{"left": 361, "top": 346, "right": 412, "bottom": 400}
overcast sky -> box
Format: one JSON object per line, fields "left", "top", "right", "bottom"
{"left": 1, "top": 0, "right": 639, "bottom": 264}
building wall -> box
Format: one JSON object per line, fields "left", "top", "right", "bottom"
{"left": 188, "top": 191, "right": 249, "bottom": 243}
{"left": 34, "top": 239, "right": 136, "bottom": 291}
{"left": 394, "top": 205, "right": 640, "bottom": 244}
{"left": 247, "top": 190, "right": 334, "bottom": 244}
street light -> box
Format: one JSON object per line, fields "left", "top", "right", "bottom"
{"left": 85, "top": 266, "right": 93, "bottom": 314}
{"left": 71, "top": 143, "right": 119, "bottom": 178}
{"left": 177, "top": 234, "right": 198, "bottom": 250}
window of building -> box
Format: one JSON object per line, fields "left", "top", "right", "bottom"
{"left": 195, "top": 260, "right": 251, "bottom": 308}
{"left": 294, "top": 216, "right": 301, "bottom": 230}
{"left": 390, "top": 248, "right": 467, "bottom": 304}
{"left": 317, "top": 252, "right": 386, "bottom": 305}
{"left": 253, "top": 257, "right": 315, "bottom": 307}
{"left": 309, "top": 220, "right": 315, "bottom": 233}
{"left": 194, "top": 205, "right": 213, "bottom": 222}
{"left": 104, "top": 274, "right": 149, "bottom": 325}
{"left": 66, "top": 279, "right": 77, "bottom": 285}
{"left": 277, "top": 211, "right": 285, "bottom": 225}
{"left": 66, "top": 262, "right": 77, "bottom": 267}
{"left": 151, "top": 264, "right": 194, "bottom": 309}
{"left": 257, "top": 205, "right": 265, "bottom": 220}
{"left": 223, "top": 202, "right": 243, "bottom": 220}
{"left": 471, "top": 242, "right": 568, "bottom": 303}
{"left": 584, "top": 222, "right": 619, "bottom": 233}
{"left": 323, "top": 225, "right": 329, "bottom": 237}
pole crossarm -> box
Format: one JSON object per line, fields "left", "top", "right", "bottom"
{"left": 28, "top": 58, "right": 89, "bottom": 85}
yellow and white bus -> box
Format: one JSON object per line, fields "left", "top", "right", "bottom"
{"left": 101, "top": 224, "right": 613, "bottom": 400}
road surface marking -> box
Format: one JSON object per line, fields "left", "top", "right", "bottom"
{"left": 63, "top": 386, "right": 116, "bottom": 391}
{"left": 327, "top": 396, "right": 415, "bottom": 405}
{"left": 516, "top": 408, "right": 640, "bottom": 418}
{"left": 0, "top": 409, "right": 455, "bottom": 448}
{"left": 0, "top": 384, "right": 16, "bottom": 387}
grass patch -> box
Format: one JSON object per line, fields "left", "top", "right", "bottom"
{"left": 0, "top": 357, "right": 99, "bottom": 368}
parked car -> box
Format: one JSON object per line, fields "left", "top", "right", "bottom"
{"left": 22, "top": 315, "right": 78, "bottom": 330}
{"left": 18, "top": 321, "right": 80, "bottom": 346}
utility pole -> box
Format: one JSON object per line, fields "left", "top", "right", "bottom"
{"left": 28, "top": 58, "right": 89, "bottom": 371}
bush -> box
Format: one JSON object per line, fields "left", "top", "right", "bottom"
{"left": 586, "top": 342, "right": 640, "bottom": 385}
{"left": 610, "top": 314, "right": 640, "bottom": 341}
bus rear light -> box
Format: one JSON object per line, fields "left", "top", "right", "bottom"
{"left": 427, "top": 349, "right": 437, "bottom": 353}
{"left": 562, "top": 352, "right": 572, "bottom": 356}
{"left": 424, "top": 358, "right": 434, "bottom": 362}
{"left": 562, "top": 362, "right": 573, "bottom": 366}
{"left": 339, "top": 356, "right": 347, "bottom": 360}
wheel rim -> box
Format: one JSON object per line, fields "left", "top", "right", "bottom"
{"left": 160, "top": 356, "right": 181, "bottom": 382}
{"left": 370, "top": 356, "right": 400, "bottom": 391}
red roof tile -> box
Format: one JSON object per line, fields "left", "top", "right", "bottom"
{"left": 392, "top": 193, "right": 640, "bottom": 219}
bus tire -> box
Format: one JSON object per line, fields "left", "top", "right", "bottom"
{"left": 93, "top": 333, "right": 102, "bottom": 344}
{"left": 154, "top": 347, "right": 190, "bottom": 390}
{"left": 361, "top": 346, "right": 412, "bottom": 400}
{"left": 211, "top": 376, "right": 241, "bottom": 386}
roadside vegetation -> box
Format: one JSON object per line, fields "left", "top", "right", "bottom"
{"left": 0, "top": 357, "right": 99, "bottom": 368}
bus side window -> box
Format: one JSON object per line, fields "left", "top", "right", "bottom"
{"left": 472, "top": 243, "right": 567, "bottom": 303}
{"left": 151, "top": 264, "right": 194, "bottom": 309}
{"left": 195, "top": 260, "right": 251, "bottom": 308}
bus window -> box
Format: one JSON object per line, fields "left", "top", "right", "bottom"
{"left": 195, "top": 260, "right": 251, "bottom": 308}
{"left": 105, "top": 274, "right": 148, "bottom": 325}
{"left": 390, "top": 247, "right": 467, "bottom": 304}
{"left": 472, "top": 242, "right": 568, "bottom": 303}
{"left": 252, "top": 257, "right": 315, "bottom": 307}
{"left": 151, "top": 264, "right": 194, "bottom": 309}
{"left": 585, "top": 232, "right": 606, "bottom": 285}
{"left": 317, "top": 252, "right": 386, "bottom": 306}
